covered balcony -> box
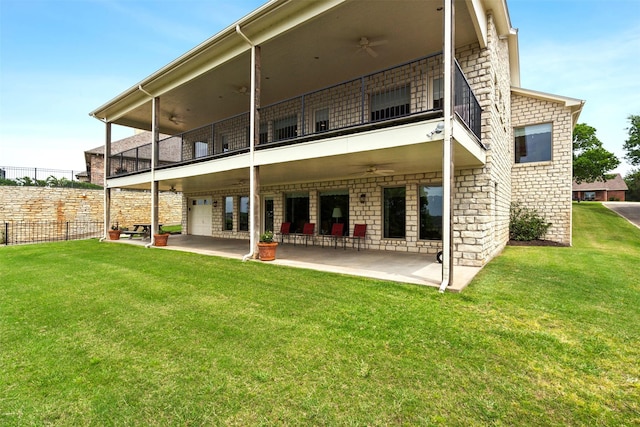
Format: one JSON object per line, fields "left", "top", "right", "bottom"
{"left": 108, "top": 55, "right": 481, "bottom": 178}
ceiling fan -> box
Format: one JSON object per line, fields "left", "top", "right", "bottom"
{"left": 356, "top": 36, "right": 388, "bottom": 58}
{"left": 354, "top": 165, "right": 395, "bottom": 177}
{"left": 235, "top": 86, "right": 250, "bottom": 96}
{"left": 165, "top": 110, "right": 184, "bottom": 125}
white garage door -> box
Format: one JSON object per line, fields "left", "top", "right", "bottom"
{"left": 188, "top": 197, "right": 212, "bottom": 236}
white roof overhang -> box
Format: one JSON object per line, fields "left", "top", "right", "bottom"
{"left": 511, "top": 87, "right": 585, "bottom": 127}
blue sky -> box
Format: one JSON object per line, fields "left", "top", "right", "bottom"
{"left": 1, "top": 0, "right": 639, "bottom": 176}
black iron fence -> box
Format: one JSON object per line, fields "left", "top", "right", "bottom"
{"left": 1, "top": 221, "right": 103, "bottom": 246}
{"left": 0, "top": 166, "right": 100, "bottom": 189}
{"left": 108, "top": 52, "right": 483, "bottom": 177}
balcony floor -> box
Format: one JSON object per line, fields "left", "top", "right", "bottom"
{"left": 106, "top": 235, "right": 481, "bottom": 292}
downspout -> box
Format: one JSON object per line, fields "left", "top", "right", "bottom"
{"left": 439, "top": 0, "right": 454, "bottom": 293}
{"left": 236, "top": 24, "right": 257, "bottom": 262}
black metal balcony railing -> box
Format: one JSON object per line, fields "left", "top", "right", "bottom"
{"left": 454, "top": 61, "right": 482, "bottom": 138}
{"left": 0, "top": 166, "right": 99, "bottom": 188}
{"left": 108, "top": 53, "right": 482, "bottom": 177}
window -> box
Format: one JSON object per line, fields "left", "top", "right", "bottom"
{"left": 370, "top": 84, "right": 410, "bottom": 122}
{"left": 285, "top": 192, "right": 309, "bottom": 233}
{"left": 274, "top": 115, "right": 297, "bottom": 141}
{"left": 223, "top": 196, "right": 233, "bottom": 231}
{"left": 383, "top": 187, "right": 405, "bottom": 238}
{"left": 194, "top": 141, "right": 208, "bottom": 158}
{"left": 239, "top": 196, "right": 249, "bottom": 231}
{"left": 514, "top": 123, "right": 552, "bottom": 164}
{"left": 432, "top": 77, "right": 444, "bottom": 110}
{"left": 315, "top": 108, "right": 329, "bottom": 132}
{"left": 319, "top": 190, "right": 348, "bottom": 236}
{"left": 419, "top": 185, "right": 443, "bottom": 240}
{"left": 264, "top": 197, "right": 274, "bottom": 233}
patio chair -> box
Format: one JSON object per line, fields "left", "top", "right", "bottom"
{"left": 275, "top": 222, "right": 292, "bottom": 244}
{"left": 348, "top": 223, "right": 367, "bottom": 251}
{"left": 322, "top": 223, "right": 346, "bottom": 249}
{"left": 295, "top": 223, "right": 315, "bottom": 246}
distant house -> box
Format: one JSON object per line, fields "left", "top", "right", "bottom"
{"left": 84, "top": 131, "right": 170, "bottom": 186}
{"left": 573, "top": 174, "right": 628, "bottom": 201}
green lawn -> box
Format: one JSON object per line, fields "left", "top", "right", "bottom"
{"left": 1, "top": 203, "right": 638, "bottom": 425}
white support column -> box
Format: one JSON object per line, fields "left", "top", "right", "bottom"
{"left": 237, "top": 26, "right": 261, "bottom": 261}
{"left": 251, "top": 45, "right": 262, "bottom": 258}
{"left": 150, "top": 97, "right": 160, "bottom": 246}
{"left": 103, "top": 122, "right": 112, "bottom": 240}
{"left": 440, "top": 0, "right": 455, "bottom": 292}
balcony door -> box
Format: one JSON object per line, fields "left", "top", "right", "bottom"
{"left": 188, "top": 197, "right": 212, "bottom": 236}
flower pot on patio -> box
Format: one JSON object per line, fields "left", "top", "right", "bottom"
{"left": 108, "top": 229, "right": 121, "bottom": 240}
{"left": 257, "top": 242, "right": 278, "bottom": 261}
{"left": 258, "top": 231, "right": 277, "bottom": 261}
{"left": 154, "top": 233, "right": 169, "bottom": 246}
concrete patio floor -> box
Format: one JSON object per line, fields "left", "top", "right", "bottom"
{"left": 107, "top": 235, "right": 482, "bottom": 292}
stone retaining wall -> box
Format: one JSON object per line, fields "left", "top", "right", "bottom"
{"left": 0, "top": 187, "right": 182, "bottom": 229}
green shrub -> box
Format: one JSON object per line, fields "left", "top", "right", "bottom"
{"left": 509, "top": 202, "right": 551, "bottom": 241}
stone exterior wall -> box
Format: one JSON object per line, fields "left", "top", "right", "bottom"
{"left": 511, "top": 94, "right": 574, "bottom": 245}
{"left": 108, "top": 189, "right": 183, "bottom": 229}
{"left": 178, "top": 13, "right": 521, "bottom": 268}
{"left": 452, "top": 13, "right": 513, "bottom": 266}
{"left": 184, "top": 172, "right": 446, "bottom": 258}
{"left": 0, "top": 187, "right": 182, "bottom": 230}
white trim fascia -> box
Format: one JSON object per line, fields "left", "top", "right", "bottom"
{"left": 254, "top": 121, "right": 441, "bottom": 166}
{"left": 511, "top": 87, "right": 584, "bottom": 108}
{"left": 465, "top": 0, "right": 488, "bottom": 48}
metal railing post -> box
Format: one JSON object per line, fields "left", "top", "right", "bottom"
{"left": 301, "top": 95, "right": 305, "bottom": 137}
{"left": 361, "top": 76, "right": 365, "bottom": 125}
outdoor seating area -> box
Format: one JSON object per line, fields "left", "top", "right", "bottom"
{"left": 277, "top": 222, "right": 367, "bottom": 250}
{"left": 107, "top": 233, "right": 479, "bottom": 290}
{"left": 116, "top": 223, "right": 162, "bottom": 239}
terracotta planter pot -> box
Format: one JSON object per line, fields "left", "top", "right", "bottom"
{"left": 154, "top": 233, "right": 169, "bottom": 246}
{"left": 108, "top": 230, "right": 121, "bottom": 240}
{"left": 257, "top": 242, "right": 278, "bottom": 261}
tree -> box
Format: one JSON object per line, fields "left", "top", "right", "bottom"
{"left": 573, "top": 123, "right": 620, "bottom": 184}
{"left": 623, "top": 114, "right": 640, "bottom": 166}
{"left": 624, "top": 169, "right": 640, "bottom": 202}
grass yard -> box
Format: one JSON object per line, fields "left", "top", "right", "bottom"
{"left": 1, "top": 203, "right": 639, "bottom": 425}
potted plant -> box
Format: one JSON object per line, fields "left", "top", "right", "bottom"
{"left": 153, "top": 227, "right": 170, "bottom": 246}
{"left": 257, "top": 230, "right": 278, "bottom": 261}
{"left": 108, "top": 225, "right": 121, "bottom": 240}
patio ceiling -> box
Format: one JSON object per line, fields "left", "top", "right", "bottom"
{"left": 92, "top": 0, "right": 481, "bottom": 135}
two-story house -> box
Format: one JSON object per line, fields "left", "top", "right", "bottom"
{"left": 90, "top": 0, "right": 583, "bottom": 290}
